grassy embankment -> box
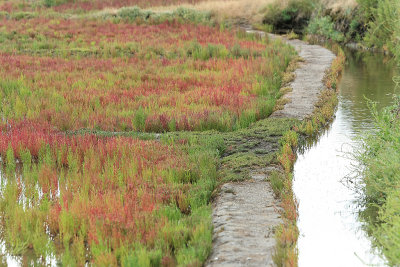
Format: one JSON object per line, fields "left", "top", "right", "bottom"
{"left": 0, "top": 1, "right": 307, "bottom": 265}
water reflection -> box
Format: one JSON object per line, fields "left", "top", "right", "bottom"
{"left": 294, "top": 49, "right": 398, "bottom": 266}
{"left": 0, "top": 165, "right": 59, "bottom": 267}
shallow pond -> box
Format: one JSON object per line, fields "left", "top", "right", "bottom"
{"left": 294, "top": 49, "right": 399, "bottom": 266}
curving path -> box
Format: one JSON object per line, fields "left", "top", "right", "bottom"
{"left": 206, "top": 31, "right": 336, "bottom": 267}
{"left": 271, "top": 37, "right": 336, "bottom": 120}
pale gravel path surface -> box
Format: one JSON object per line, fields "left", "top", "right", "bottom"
{"left": 206, "top": 30, "right": 336, "bottom": 267}
{"left": 271, "top": 38, "right": 336, "bottom": 120}
{"left": 207, "top": 169, "right": 283, "bottom": 267}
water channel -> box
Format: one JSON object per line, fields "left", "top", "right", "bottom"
{"left": 294, "top": 48, "right": 399, "bottom": 266}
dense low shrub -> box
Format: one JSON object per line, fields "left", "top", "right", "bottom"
{"left": 356, "top": 95, "right": 400, "bottom": 266}
{"left": 307, "top": 16, "right": 345, "bottom": 42}
{"left": 358, "top": 0, "right": 400, "bottom": 54}
{"left": 262, "top": 0, "right": 317, "bottom": 32}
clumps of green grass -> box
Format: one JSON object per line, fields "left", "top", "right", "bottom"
{"left": 0, "top": 79, "right": 32, "bottom": 121}
{"left": 43, "top": 0, "right": 69, "bottom": 8}
{"left": 132, "top": 107, "right": 148, "bottom": 132}
{"left": 217, "top": 118, "right": 298, "bottom": 183}
{"left": 269, "top": 171, "right": 285, "bottom": 198}
{"left": 185, "top": 39, "right": 262, "bottom": 61}
{"left": 0, "top": 11, "right": 9, "bottom": 19}
{"left": 277, "top": 132, "right": 297, "bottom": 174}
{"left": 252, "top": 23, "right": 274, "bottom": 33}
{"left": 273, "top": 222, "right": 299, "bottom": 267}
{"left": 286, "top": 30, "right": 299, "bottom": 40}
{"left": 101, "top": 6, "right": 213, "bottom": 26}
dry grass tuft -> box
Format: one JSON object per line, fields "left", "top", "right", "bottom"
{"left": 322, "top": 0, "right": 357, "bottom": 11}
{"left": 149, "top": 0, "right": 358, "bottom": 24}
{"left": 150, "top": 0, "right": 277, "bottom": 24}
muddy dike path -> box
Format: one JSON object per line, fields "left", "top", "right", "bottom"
{"left": 206, "top": 31, "right": 336, "bottom": 267}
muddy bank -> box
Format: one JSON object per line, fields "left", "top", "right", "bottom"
{"left": 206, "top": 31, "right": 336, "bottom": 266}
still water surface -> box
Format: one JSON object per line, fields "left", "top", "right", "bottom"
{"left": 294, "top": 49, "right": 399, "bottom": 266}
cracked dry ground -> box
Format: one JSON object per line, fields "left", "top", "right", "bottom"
{"left": 206, "top": 33, "right": 335, "bottom": 267}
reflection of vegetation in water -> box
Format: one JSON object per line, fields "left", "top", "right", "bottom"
{"left": 337, "top": 48, "right": 399, "bottom": 134}
{"left": 343, "top": 49, "right": 398, "bottom": 103}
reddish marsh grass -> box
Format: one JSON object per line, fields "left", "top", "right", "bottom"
{"left": 0, "top": 19, "right": 295, "bottom": 132}
{"left": 0, "top": 120, "right": 217, "bottom": 265}
{"left": 0, "top": 0, "right": 204, "bottom": 12}
{"left": 0, "top": 19, "right": 266, "bottom": 53}
{"left": 52, "top": 0, "right": 205, "bottom": 11}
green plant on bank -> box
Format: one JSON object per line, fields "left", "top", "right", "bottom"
{"left": 306, "top": 16, "right": 345, "bottom": 42}
{"left": 361, "top": 0, "right": 400, "bottom": 54}
{"left": 262, "top": 0, "right": 318, "bottom": 32}
{"left": 355, "top": 94, "right": 400, "bottom": 266}
{"left": 346, "top": 2, "right": 400, "bottom": 264}
{"left": 258, "top": 0, "right": 398, "bottom": 53}
{"left": 302, "top": 0, "right": 399, "bottom": 53}
{"left": 253, "top": 23, "right": 274, "bottom": 33}
{"left": 287, "top": 31, "right": 299, "bottom": 40}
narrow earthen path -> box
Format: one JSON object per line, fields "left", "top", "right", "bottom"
{"left": 206, "top": 31, "right": 336, "bottom": 267}
{"left": 271, "top": 38, "right": 336, "bottom": 120}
